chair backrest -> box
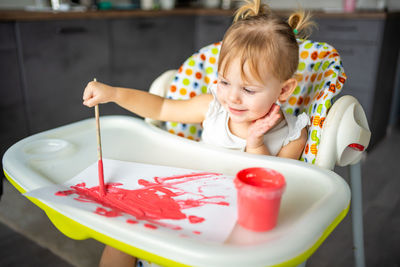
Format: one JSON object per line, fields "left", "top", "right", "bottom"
{"left": 164, "top": 40, "right": 347, "bottom": 164}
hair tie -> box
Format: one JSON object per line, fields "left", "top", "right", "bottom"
{"left": 293, "top": 29, "right": 298, "bottom": 35}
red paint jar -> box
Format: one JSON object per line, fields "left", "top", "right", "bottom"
{"left": 234, "top": 167, "right": 286, "bottom": 232}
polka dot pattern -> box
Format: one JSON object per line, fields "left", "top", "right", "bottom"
{"left": 164, "top": 40, "right": 346, "bottom": 164}
{"left": 165, "top": 42, "right": 221, "bottom": 141}
{"left": 280, "top": 39, "right": 346, "bottom": 164}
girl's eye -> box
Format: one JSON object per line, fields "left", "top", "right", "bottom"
{"left": 243, "top": 88, "right": 255, "bottom": 95}
{"left": 219, "top": 80, "right": 229, "bottom": 86}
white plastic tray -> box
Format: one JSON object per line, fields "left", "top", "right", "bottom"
{"left": 2, "top": 116, "right": 350, "bottom": 267}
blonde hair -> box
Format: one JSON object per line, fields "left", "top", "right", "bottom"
{"left": 219, "top": 0, "right": 315, "bottom": 83}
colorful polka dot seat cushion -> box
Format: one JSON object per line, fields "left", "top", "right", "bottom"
{"left": 165, "top": 40, "right": 347, "bottom": 164}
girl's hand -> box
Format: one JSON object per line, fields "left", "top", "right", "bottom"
{"left": 246, "top": 104, "right": 281, "bottom": 149}
{"left": 83, "top": 81, "right": 117, "bottom": 107}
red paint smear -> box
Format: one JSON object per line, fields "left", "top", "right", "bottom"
{"left": 193, "top": 231, "right": 201, "bottom": 235}
{"left": 146, "top": 219, "right": 182, "bottom": 230}
{"left": 126, "top": 219, "right": 138, "bottom": 224}
{"left": 144, "top": 224, "right": 158, "bottom": 229}
{"left": 98, "top": 159, "right": 106, "bottom": 197}
{"left": 188, "top": 215, "right": 205, "bottom": 224}
{"left": 55, "top": 190, "right": 75, "bottom": 196}
{"left": 95, "top": 207, "right": 121, "bottom": 217}
{"left": 55, "top": 172, "right": 228, "bottom": 231}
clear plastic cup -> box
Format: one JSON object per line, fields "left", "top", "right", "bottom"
{"left": 234, "top": 167, "right": 286, "bottom": 232}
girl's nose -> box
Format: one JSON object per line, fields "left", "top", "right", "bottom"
{"left": 228, "top": 87, "right": 241, "bottom": 104}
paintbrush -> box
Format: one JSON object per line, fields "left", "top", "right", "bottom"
{"left": 94, "top": 78, "right": 106, "bottom": 197}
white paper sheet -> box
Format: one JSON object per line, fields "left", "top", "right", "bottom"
{"left": 26, "top": 159, "right": 237, "bottom": 242}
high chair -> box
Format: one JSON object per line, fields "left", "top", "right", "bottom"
{"left": 2, "top": 41, "right": 369, "bottom": 267}
{"left": 146, "top": 40, "right": 371, "bottom": 267}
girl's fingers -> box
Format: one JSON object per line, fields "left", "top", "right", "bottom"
{"left": 83, "top": 82, "right": 95, "bottom": 100}
{"left": 83, "top": 81, "right": 104, "bottom": 107}
{"left": 260, "top": 111, "right": 281, "bottom": 124}
{"left": 82, "top": 88, "right": 98, "bottom": 107}
{"left": 253, "top": 113, "right": 281, "bottom": 134}
{"left": 248, "top": 104, "right": 282, "bottom": 140}
{"left": 83, "top": 97, "right": 96, "bottom": 107}
{"left": 270, "top": 103, "right": 280, "bottom": 115}
{"left": 263, "top": 104, "right": 280, "bottom": 119}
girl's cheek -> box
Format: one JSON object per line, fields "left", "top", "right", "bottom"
{"left": 215, "top": 88, "right": 225, "bottom": 103}
{"left": 217, "top": 83, "right": 227, "bottom": 95}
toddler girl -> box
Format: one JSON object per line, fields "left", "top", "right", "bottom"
{"left": 83, "top": 0, "right": 314, "bottom": 266}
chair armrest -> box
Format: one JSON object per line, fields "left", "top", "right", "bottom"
{"left": 315, "top": 95, "right": 371, "bottom": 170}
{"left": 144, "top": 70, "right": 177, "bottom": 127}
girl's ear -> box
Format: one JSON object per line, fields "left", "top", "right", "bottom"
{"left": 278, "top": 78, "right": 298, "bottom": 102}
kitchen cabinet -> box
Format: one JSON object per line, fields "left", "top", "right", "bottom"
{"left": 17, "top": 19, "right": 110, "bottom": 133}
{"left": 0, "top": 22, "right": 29, "bottom": 172}
{"left": 311, "top": 18, "right": 384, "bottom": 121}
{"left": 5, "top": 15, "right": 197, "bottom": 136}
{"left": 194, "top": 15, "right": 231, "bottom": 50}
{"left": 110, "top": 16, "right": 195, "bottom": 90}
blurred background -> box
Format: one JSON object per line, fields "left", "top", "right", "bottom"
{"left": 0, "top": 0, "right": 399, "bottom": 266}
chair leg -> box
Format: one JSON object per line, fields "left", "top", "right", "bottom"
{"left": 349, "top": 162, "right": 366, "bottom": 267}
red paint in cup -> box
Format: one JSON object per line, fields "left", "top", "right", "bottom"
{"left": 234, "top": 167, "right": 286, "bottom": 232}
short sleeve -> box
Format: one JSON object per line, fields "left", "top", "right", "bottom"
{"left": 283, "top": 112, "right": 310, "bottom": 146}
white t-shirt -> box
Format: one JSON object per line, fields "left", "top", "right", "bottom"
{"left": 201, "top": 84, "right": 310, "bottom": 155}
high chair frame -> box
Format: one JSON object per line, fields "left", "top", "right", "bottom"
{"left": 2, "top": 50, "right": 368, "bottom": 267}
{"left": 2, "top": 115, "right": 352, "bottom": 267}
{"left": 1, "top": 39, "right": 370, "bottom": 267}
{"left": 146, "top": 66, "right": 370, "bottom": 267}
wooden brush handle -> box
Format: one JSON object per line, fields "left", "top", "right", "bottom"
{"left": 95, "top": 104, "right": 102, "bottom": 160}
{"left": 93, "top": 78, "right": 102, "bottom": 160}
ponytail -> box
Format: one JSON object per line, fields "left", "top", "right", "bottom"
{"left": 233, "top": 0, "right": 270, "bottom": 22}
{"left": 287, "top": 10, "right": 315, "bottom": 39}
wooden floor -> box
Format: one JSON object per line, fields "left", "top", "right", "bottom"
{"left": 0, "top": 127, "right": 399, "bottom": 267}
